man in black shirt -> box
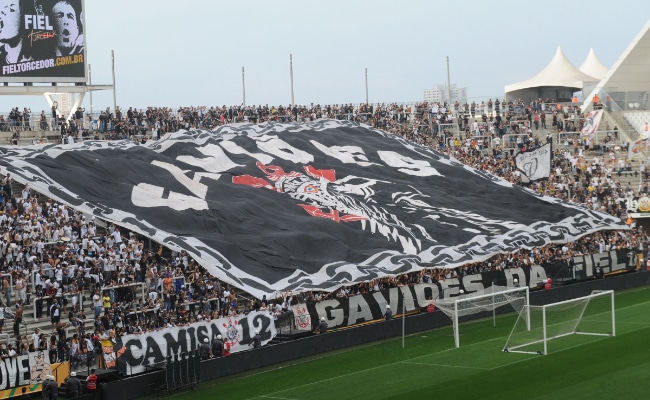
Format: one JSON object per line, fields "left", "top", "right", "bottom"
{"left": 42, "top": 375, "right": 58, "bottom": 400}
{"left": 66, "top": 371, "right": 82, "bottom": 398}
{"left": 315, "top": 317, "right": 328, "bottom": 334}
{"left": 199, "top": 338, "right": 211, "bottom": 360}
{"left": 248, "top": 330, "right": 262, "bottom": 348}
{"left": 384, "top": 305, "right": 393, "bottom": 320}
{"left": 211, "top": 335, "right": 224, "bottom": 357}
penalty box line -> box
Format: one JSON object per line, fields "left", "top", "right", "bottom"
{"left": 249, "top": 337, "right": 511, "bottom": 399}
{"left": 250, "top": 301, "right": 650, "bottom": 399}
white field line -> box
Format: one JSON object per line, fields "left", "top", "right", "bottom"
{"left": 401, "top": 361, "right": 490, "bottom": 370}
{"left": 247, "top": 337, "right": 506, "bottom": 399}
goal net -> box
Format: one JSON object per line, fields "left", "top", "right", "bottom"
{"left": 435, "top": 285, "right": 529, "bottom": 348}
{"left": 503, "top": 290, "right": 615, "bottom": 355}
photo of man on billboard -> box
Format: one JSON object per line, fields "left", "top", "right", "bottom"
{"left": 0, "top": 0, "right": 32, "bottom": 66}
{"left": 0, "top": 0, "right": 86, "bottom": 82}
{"left": 50, "top": 0, "right": 83, "bottom": 56}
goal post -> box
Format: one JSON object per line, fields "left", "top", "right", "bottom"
{"left": 503, "top": 290, "right": 615, "bottom": 355}
{"left": 435, "top": 285, "right": 530, "bottom": 348}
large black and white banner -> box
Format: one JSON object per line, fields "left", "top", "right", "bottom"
{"left": 0, "top": 120, "right": 628, "bottom": 298}
{"left": 515, "top": 144, "right": 551, "bottom": 181}
{"left": 568, "top": 248, "right": 637, "bottom": 279}
{"left": 114, "top": 312, "right": 276, "bottom": 375}
{"left": 302, "top": 251, "right": 636, "bottom": 330}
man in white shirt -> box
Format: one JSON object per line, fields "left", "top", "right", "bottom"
{"left": 111, "top": 227, "right": 122, "bottom": 246}
{"left": 35, "top": 271, "right": 48, "bottom": 290}
{"left": 7, "top": 344, "right": 16, "bottom": 358}
{"left": 106, "top": 235, "right": 115, "bottom": 250}
{"left": 31, "top": 328, "right": 41, "bottom": 350}
{"left": 221, "top": 288, "right": 230, "bottom": 310}
{"left": 0, "top": 305, "right": 4, "bottom": 334}
{"left": 84, "top": 336, "right": 95, "bottom": 365}
{"left": 93, "top": 290, "right": 102, "bottom": 318}
{"left": 14, "top": 275, "right": 26, "bottom": 307}
{"left": 62, "top": 222, "right": 72, "bottom": 239}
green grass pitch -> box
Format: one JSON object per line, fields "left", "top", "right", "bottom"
{"left": 145, "top": 287, "right": 650, "bottom": 400}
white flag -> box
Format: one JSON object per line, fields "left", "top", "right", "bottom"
{"left": 515, "top": 144, "right": 551, "bottom": 181}
{"left": 628, "top": 137, "right": 650, "bottom": 161}
{"left": 580, "top": 109, "right": 603, "bottom": 137}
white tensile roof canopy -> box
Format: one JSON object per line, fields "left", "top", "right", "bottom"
{"left": 579, "top": 48, "right": 609, "bottom": 81}
{"left": 505, "top": 46, "right": 599, "bottom": 102}
{"left": 582, "top": 19, "right": 650, "bottom": 111}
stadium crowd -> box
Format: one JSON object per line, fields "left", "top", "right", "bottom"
{"left": 0, "top": 98, "right": 647, "bottom": 365}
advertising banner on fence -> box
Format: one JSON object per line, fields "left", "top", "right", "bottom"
{"left": 299, "top": 250, "right": 635, "bottom": 330}
{"left": 100, "top": 339, "right": 117, "bottom": 369}
{"left": 0, "top": 350, "right": 68, "bottom": 398}
{"left": 114, "top": 311, "right": 277, "bottom": 375}
{"left": 0, "top": 0, "right": 86, "bottom": 82}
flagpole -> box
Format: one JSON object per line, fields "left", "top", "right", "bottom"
{"left": 88, "top": 63, "right": 93, "bottom": 117}
{"left": 242, "top": 66, "right": 246, "bottom": 107}
{"left": 401, "top": 288, "right": 405, "bottom": 348}
{"left": 365, "top": 68, "right": 368, "bottom": 105}
{"left": 446, "top": 56, "right": 451, "bottom": 106}
{"left": 290, "top": 54, "right": 295, "bottom": 106}
{"left": 111, "top": 50, "right": 117, "bottom": 114}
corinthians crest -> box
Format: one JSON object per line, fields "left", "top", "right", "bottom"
{"left": 292, "top": 304, "right": 312, "bottom": 330}
{"left": 222, "top": 317, "right": 241, "bottom": 345}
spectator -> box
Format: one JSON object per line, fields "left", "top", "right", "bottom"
{"left": 50, "top": 301, "right": 61, "bottom": 332}
{"left": 14, "top": 272, "right": 26, "bottom": 306}
{"left": 0, "top": 302, "right": 4, "bottom": 334}
{"left": 30, "top": 327, "right": 40, "bottom": 349}
{"left": 2, "top": 274, "right": 10, "bottom": 306}
{"left": 102, "top": 291, "right": 111, "bottom": 313}
{"left": 12, "top": 304, "right": 22, "bottom": 337}
{"left": 92, "top": 290, "right": 101, "bottom": 319}
{"left": 48, "top": 334, "right": 58, "bottom": 363}
{"left": 6, "top": 343, "right": 16, "bottom": 357}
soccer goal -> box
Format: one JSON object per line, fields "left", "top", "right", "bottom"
{"left": 435, "top": 285, "right": 530, "bottom": 348}
{"left": 503, "top": 290, "right": 615, "bottom": 355}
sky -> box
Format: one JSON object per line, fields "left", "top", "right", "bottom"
{"left": 1, "top": 0, "right": 649, "bottom": 113}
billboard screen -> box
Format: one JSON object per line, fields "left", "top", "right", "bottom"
{"left": 0, "top": 0, "right": 86, "bottom": 82}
